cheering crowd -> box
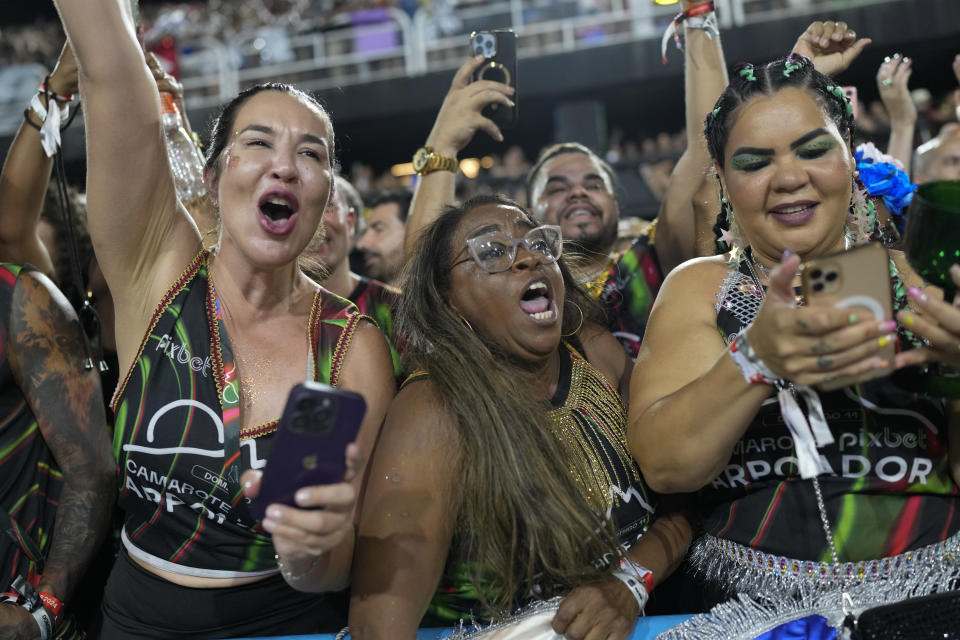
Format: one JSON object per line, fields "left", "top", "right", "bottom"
{"left": 2, "top": 1, "right": 960, "bottom": 639}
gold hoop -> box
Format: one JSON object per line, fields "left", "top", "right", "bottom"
{"left": 458, "top": 314, "right": 475, "bottom": 334}
{"left": 562, "top": 303, "right": 585, "bottom": 338}
{"left": 477, "top": 61, "right": 512, "bottom": 88}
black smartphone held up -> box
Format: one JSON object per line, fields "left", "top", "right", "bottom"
{"left": 251, "top": 381, "right": 366, "bottom": 521}
{"left": 470, "top": 29, "right": 518, "bottom": 128}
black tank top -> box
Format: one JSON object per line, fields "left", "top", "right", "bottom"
{"left": 111, "top": 253, "right": 363, "bottom": 577}
{"left": 705, "top": 260, "right": 960, "bottom": 561}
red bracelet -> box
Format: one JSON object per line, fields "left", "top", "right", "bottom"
{"left": 39, "top": 81, "right": 74, "bottom": 104}
{"left": 37, "top": 592, "right": 63, "bottom": 621}
{"left": 681, "top": 1, "right": 715, "bottom": 19}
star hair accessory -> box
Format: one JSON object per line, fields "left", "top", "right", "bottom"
{"left": 738, "top": 65, "right": 757, "bottom": 82}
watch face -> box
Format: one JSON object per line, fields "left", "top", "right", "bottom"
{"left": 413, "top": 148, "right": 429, "bottom": 172}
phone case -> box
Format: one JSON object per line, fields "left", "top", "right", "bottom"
{"left": 801, "top": 242, "right": 894, "bottom": 391}
{"left": 470, "top": 30, "right": 518, "bottom": 128}
{"left": 251, "top": 381, "right": 366, "bottom": 521}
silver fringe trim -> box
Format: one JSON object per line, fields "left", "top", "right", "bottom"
{"left": 657, "top": 534, "right": 960, "bottom": 640}
{"left": 446, "top": 597, "right": 563, "bottom": 639}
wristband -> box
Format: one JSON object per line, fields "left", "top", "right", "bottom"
{"left": 661, "top": 1, "right": 716, "bottom": 63}
{"left": 729, "top": 329, "right": 778, "bottom": 386}
{"left": 5, "top": 577, "right": 55, "bottom": 640}
{"left": 37, "top": 592, "right": 63, "bottom": 621}
{"left": 611, "top": 571, "right": 649, "bottom": 613}
{"left": 618, "top": 557, "right": 654, "bottom": 593}
{"left": 40, "top": 76, "right": 75, "bottom": 104}
{"left": 30, "top": 605, "right": 54, "bottom": 640}
{"left": 28, "top": 94, "right": 70, "bottom": 158}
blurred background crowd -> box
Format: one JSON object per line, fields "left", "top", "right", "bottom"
{"left": 1, "top": 0, "right": 958, "bottom": 220}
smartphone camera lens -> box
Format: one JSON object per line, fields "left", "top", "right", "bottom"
{"left": 312, "top": 409, "right": 334, "bottom": 434}
{"left": 813, "top": 282, "right": 824, "bottom": 292}
{"left": 825, "top": 270, "right": 838, "bottom": 282}
{"left": 292, "top": 414, "right": 309, "bottom": 431}
{"left": 810, "top": 268, "right": 822, "bottom": 279}
{"left": 296, "top": 398, "right": 315, "bottom": 413}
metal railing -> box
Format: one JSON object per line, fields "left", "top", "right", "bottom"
{"left": 0, "top": 0, "right": 903, "bottom": 134}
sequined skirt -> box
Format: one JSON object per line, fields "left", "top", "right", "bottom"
{"left": 656, "top": 533, "right": 960, "bottom": 640}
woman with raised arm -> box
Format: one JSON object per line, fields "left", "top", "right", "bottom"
{"left": 350, "top": 195, "right": 691, "bottom": 640}
{"left": 53, "top": 0, "right": 394, "bottom": 637}
{"left": 630, "top": 55, "right": 960, "bottom": 639}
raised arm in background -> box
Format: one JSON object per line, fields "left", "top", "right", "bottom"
{"left": 0, "top": 44, "right": 78, "bottom": 278}
{"left": 875, "top": 53, "right": 917, "bottom": 171}
{"left": 403, "top": 56, "right": 514, "bottom": 256}
{"left": 0, "top": 270, "right": 114, "bottom": 638}
{"left": 657, "top": 0, "right": 729, "bottom": 270}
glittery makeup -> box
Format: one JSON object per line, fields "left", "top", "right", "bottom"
{"left": 731, "top": 153, "right": 769, "bottom": 172}
{"left": 795, "top": 135, "right": 836, "bottom": 159}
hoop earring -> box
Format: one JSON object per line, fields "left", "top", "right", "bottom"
{"left": 458, "top": 314, "right": 475, "bottom": 334}
{"left": 562, "top": 303, "right": 585, "bottom": 337}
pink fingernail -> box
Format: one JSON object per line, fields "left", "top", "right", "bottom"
{"left": 881, "top": 320, "right": 897, "bottom": 332}
{"left": 907, "top": 286, "right": 926, "bottom": 301}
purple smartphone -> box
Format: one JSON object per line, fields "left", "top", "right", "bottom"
{"left": 251, "top": 381, "right": 366, "bottom": 521}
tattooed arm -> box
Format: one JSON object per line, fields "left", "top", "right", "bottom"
{"left": 5, "top": 270, "right": 114, "bottom": 627}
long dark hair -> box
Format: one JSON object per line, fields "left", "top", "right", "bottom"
{"left": 396, "top": 194, "right": 620, "bottom": 614}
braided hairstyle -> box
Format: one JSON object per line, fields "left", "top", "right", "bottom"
{"left": 705, "top": 56, "right": 921, "bottom": 349}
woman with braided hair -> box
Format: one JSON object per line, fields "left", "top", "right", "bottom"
{"left": 629, "top": 54, "right": 960, "bottom": 639}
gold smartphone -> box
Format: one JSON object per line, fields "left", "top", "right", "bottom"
{"left": 800, "top": 242, "right": 895, "bottom": 391}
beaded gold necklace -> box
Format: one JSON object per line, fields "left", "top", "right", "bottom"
{"left": 579, "top": 255, "right": 617, "bottom": 300}
{"left": 545, "top": 344, "right": 640, "bottom": 514}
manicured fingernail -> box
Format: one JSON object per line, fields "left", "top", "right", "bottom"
{"left": 884, "top": 56, "right": 891, "bottom": 63}
{"left": 881, "top": 320, "right": 897, "bottom": 332}
{"left": 902, "top": 57, "right": 910, "bottom": 63}
{"left": 950, "top": 264, "right": 960, "bottom": 277}
{"left": 879, "top": 359, "right": 890, "bottom": 368}
{"left": 848, "top": 313, "right": 859, "bottom": 324}
{"left": 901, "top": 313, "right": 915, "bottom": 326}
{"left": 878, "top": 334, "right": 893, "bottom": 347}
{"left": 893, "top": 52, "right": 900, "bottom": 59}
{"left": 507, "top": 99, "right": 515, "bottom": 107}
{"left": 267, "top": 507, "right": 282, "bottom": 520}
{"left": 295, "top": 490, "right": 309, "bottom": 503}
{"left": 782, "top": 249, "right": 795, "bottom": 260}
{"left": 907, "top": 286, "right": 926, "bottom": 302}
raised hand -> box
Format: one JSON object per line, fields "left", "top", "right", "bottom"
{"left": 876, "top": 53, "right": 916, "bottom": 125}
{"left": 424, "top": 56, "right": 515, "bottom": 157}
{"left": 792, "top": 21, "right": 871, "bottom": 77}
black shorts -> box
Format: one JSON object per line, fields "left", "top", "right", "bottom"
{"left": 95, "top": 550, "right": 347, "bottom": 639}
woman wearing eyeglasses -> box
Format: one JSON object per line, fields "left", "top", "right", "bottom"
{"left": 349, "top": 194, "right": 691, "bottom": 640}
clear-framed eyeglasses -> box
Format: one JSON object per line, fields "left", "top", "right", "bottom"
{"left": 452, "top": 225, "right": 563, "bottom": 273}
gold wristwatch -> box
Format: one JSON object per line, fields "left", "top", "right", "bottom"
{"left": 412, "top": 146, "right": 458, "bottom": 176}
